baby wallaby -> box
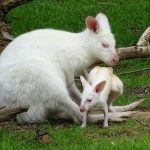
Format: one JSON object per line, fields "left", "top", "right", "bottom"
{"left": 80, "top": 66, "right": 123, "bottom": 128}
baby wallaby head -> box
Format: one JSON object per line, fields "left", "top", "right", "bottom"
{"left": 80, "top": 76, "right": 106, "bottom": 112}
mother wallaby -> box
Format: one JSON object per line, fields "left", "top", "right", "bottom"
{"left": 0, "top": 13, "right": 139, "bottom": 123}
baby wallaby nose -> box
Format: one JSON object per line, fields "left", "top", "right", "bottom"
{"left": 80, "top": 107, "right": 85, "bottom": 112}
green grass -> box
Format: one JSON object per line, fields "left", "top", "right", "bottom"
{"left": 1, "top": 0, "right": 150, "bottom": 150}
{"left": 1, "top": 120, "right": 150, "bottom": 150}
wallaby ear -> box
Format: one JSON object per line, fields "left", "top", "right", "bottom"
{"left": 86, "top": 16, "right": 98, "bottom": 32}
{"left": 80, "top": 76, "right": 90, "bottom": 89}
{"left": 95, "top": 13, "right": 111, "bottom": 32}
{"left": 95, "top": 80, "right": 106, "bottom": 93}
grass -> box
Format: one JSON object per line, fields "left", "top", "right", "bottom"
{"left": 1, "top": 0, "right": 150, "bottom": 149}
{"left": 1, "top": 120, "right": 150, "bottom": 150}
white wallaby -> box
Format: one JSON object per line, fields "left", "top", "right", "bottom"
{"left": 0, "top": 13, "right": 141, "bottom": 123}
{"left": 80, "top": 66, "right": 142, "bottom": 128}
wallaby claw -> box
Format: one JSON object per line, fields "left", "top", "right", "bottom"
{"left": 103, "top": 124, "right": 109, "bottom": 128}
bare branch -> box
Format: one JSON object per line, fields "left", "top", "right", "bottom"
{"left": 135, "top": 119, "right": 150, "bottom": 128}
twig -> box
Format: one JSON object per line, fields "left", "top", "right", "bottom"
{"left": 98, "top": 2, "right": 118, "bottom": 6}
{"left": 135, "top": 119, "right": 150, "bottom": 129}
{"left": 118, "top": 68, "right": 150, "bottom": 75}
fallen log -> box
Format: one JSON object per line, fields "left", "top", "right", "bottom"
{"left": 117, "top": 27, "right": 150, "bottom": 59}
{"left": 0, "top": 106, "right": 28, "bottom": 122}
{"left": 117, "top": 45, "right": 150, "bottom": 60}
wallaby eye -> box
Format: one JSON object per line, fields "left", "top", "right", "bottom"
{"left": 87, "top": 99, "right": 92, "bottom": 102}
{"left": 102, "top": 43, "right": 109, "bottom": 48}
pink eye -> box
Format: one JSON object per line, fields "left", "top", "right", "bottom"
{"left": 87, "top": 99, "right": 92, "bottom": 102}
{"left": 102, "top": 43, "right": 109, "bottom": 48}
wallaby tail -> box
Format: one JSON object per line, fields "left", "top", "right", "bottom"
{"left": 112, "top": 99, "right": 144, "bottom": 112}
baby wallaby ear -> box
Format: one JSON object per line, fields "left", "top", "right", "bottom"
{"left": 80, "top": 75, "right": 90, "bottom": 89}
{"left": 95, "top": 80, "right": 106, "bottom": 93}
{"left": 86, "top": 16, "right": 98, "bottom": 32}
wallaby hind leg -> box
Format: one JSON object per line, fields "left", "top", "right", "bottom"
{"left": 107, "top": 91, "right": 121, "bottom": 112}
{"left": 88, "top": 111, "right": 137, "bottom": 123}
{"left": 101, "top": 101, "right": 109, "bottom": 127}
{"left": 57, "top": 93, "right": 82, "bottom": 123}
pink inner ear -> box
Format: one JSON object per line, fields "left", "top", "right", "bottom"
{"left": 96, "top": 85, "right": 101, "bottom": 93}
{"left": 86, "top": 16, "right": 97, "bottom": 32}
{"left": 95, "top": 81, "right": 106, "bottom": 93}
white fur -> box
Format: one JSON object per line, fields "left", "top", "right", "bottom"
{"left": 80, "top": 66, "right": 123, "bottom": 128}
{"left": 0, "top": 13, "right": 134, "bottom": 124}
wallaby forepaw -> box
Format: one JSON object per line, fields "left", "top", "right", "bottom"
{"left": 103, "top": 124, "right": 108, "bottom": 128}
{"left": 81, "top": 124, "right": 86, "bottom": 128}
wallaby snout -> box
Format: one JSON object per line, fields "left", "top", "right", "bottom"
{"left": 111, "top": 54, "right": 119, "bottom": 65}
{"left": 80, "top": 107, "right": 85, "bottom": 112}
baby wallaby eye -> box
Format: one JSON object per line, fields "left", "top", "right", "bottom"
{"left": 102, "top": 43, "right": 109, "bottom": 48}
{"left": 87, "top": 99, "right": 92, "bottom": 102}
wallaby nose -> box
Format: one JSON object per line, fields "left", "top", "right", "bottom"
{"left": 80, "top": 107, "right": 84, "bottom": 112}
{"left": 112, "top": 55, "right": 119, "bottom": 64}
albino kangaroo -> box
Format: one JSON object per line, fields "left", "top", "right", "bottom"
{"left": 0, "top": 13, "right": 141, "bottom": 123}
{"left": 80, "top": 67, "right": 123, "bottom": 128}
